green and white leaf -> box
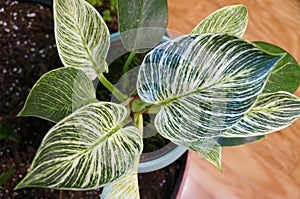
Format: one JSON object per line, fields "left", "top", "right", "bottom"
{"left": 18, "top": 67, "right": 97, "bottom": 123}
{"left": 15, "top": 102, "right": 143, "bottom": 190}
{"left": 118, "top": 0, "right": 168, "bottom": 53}
{"left": 223, "top": 91, "right": 300, "bottom": 137}
{"left": 191, "top": 4, "right": 248, "bottom": 37}
{"left": 54, "top": 0, "right": 110, "bottom": 79}
{"left": 101, "top": 158, "right": 140, "bottom": 199}
{"left": 178, "top": 139, "right": 222, "bottom": 170}
{"left": 137, "top": 33, "right": 281, "bottom": 144}
{"left": 254, "top": 42, "right": 300, "bottom": 93}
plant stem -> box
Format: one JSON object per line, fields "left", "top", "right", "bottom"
{"left": 97, "top": 73, "right": 128, "bottom": 102}
{"left": 122, "top": 52, "right": 136, "bottom": 75}
{"left": 137, "top": 113, "right": 144, "bottom": 133}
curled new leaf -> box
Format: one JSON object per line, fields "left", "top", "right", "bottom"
{"left": 15, "top": 102, "right": 142, "bottom": 190}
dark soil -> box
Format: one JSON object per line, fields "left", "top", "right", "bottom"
{"left": 0, "top": 1, "right": 186, "bottom": 199}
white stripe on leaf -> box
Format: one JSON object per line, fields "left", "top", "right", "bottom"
{"left": 223, "top": 91, "right": 300, "bottom": 137}
{"left": 15, "top": 102, "right": 143, "bottom": 190}
{"left": 176, "top": 138, "right": 222, "bottom": 170}
{"left": 18, "top": 67, "right": 96, "bottom": 123}
{"left": 101, "top": 157, "right": 140, "bottom": 199}
{"left": 191, "top": 5, "right": 248, "bottom": 37}
{"left": 137, "top": 34, "right": 282, "bottom": 143}
{"left": 54, "top": 0, "right": 110, "bottom": 79}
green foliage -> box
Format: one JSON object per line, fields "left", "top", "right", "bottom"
{"left": 54, "top": 0, "right": 110, "bottom": 80}
{"left": 18, "top": 67, "right": 97, "bottom": 123}
{"left": 86, "top": 0, "right": 103, "bottom": 6}
{"left": 86, "top": 0, "right": 117, "bottom": 22}
{"left": 15, "top": 1, "right": 300, "bottom": 198}
{"left": 16, "top": 102, "right": 142, "bottom": 190}
{"left": 191, "top": 4, "right": 248, "bottom": 37}
{"left": 0, "top": 168, "right": 15, "bottom": 186}
{"left": 118, "top": 0, "right": 168, "bottom": 53}
{"left": 0, "top": 122, "right": 21, "bottom": 143}
{"left": 102, "top": 10, "right": 113, "bottom": 22}
{"left": 255, "top": 42, "right": 300, "bottom": 93}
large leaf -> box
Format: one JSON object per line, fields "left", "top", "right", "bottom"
{"left": 101, "top": 158, "right": 140, "bottom": 199}
{"left": 254, "top": 42, "right": 300, "bottom": 93}
{"left": 18, "top": 67, "right": 97, "bottom": 123}
{"left": 15, "top": 102, "right": 143, "bottom": 190}
{"left": 191, "top": 5, "right": 248, "bottom": 37}
{"left": 54, "top": 0, "right": 110, "bottom": 79}
{"left": 118, "top": 0, "right": 168, "bottom": 53}
{"left": 137, "top": 33, "right": 281, "bottom": 149}
{"left": 223, "top": 91, "right": 300, "bottom": 137}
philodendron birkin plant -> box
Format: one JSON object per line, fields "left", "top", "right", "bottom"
{"left": 15, "top": 0, "right": 300, "bottom": 198}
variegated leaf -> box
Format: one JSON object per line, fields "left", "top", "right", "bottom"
{"left": 254, "top": 42, "right": 300, "bottom": 93}
{"left": 191, "top": 5, "right": 248, "bottom": 37}
{"left": 223, "top": 91, "right": 300, "bottom": 137}
{"left": 15, "top": 102, "right": 143, "bottom": 190}
{"left": 18, "top": 67, "right": 97, "bottom": 123}
{"left": 137, "top": 33, "right": 281, "bottom": 144}
{"left": 178, "top": 139, "right": 222, "bottom": 170}
{"left": 54, "top": 0, "right": 110, "bottom": 79}
{"left": 118, "top": 0, "right": 168, "bottom": 53}
{"left": 101, "top": 158, "right": 140, "bottom": 199}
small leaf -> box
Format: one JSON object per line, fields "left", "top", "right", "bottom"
{"left": 179, "top": 139, "right": 222, "bottom": 171}
{"left": 101, "top": 158, "right": 140, "bottom": 199}
{"left": 254, "top": 42, "right": 300, "bottom": 93}
{"left": 137, "top": 34, "right": 281, "bottom": 142}
{"left": 54, "top": 0, "right": 110, "bottom": 79}
{"left": 0, "top": 168, "right": 15, "bottom": 186}
{"left": 19, "top": 67, "right": 97, "bottom": 123}
{"left": 15, "top": 102, "right": 142, "bottom": 190}
{"left": 223, "top": 91, "right": 300, "bottom": 137}
{"left": 118, "top": 0, "right": 168, "bottom": 53}
{"left": 191, "top": 5, "right": 248, "bottom": 37}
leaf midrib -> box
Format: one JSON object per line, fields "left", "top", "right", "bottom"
{"left": 158, "top": 81, "right": 220, "bottom": 106}
{"left": 69, "top": 125, "right": 122, "bottom": 161}
{"left": 71, "top": 6, "right": 100, "bottom": 74}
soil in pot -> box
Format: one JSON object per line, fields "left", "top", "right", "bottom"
{"left": 0, "top": 1, "right": 186, "bottom": 198}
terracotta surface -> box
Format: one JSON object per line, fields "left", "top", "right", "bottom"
{"left": 167, "top": 0, "right": 300, "bottom": 198}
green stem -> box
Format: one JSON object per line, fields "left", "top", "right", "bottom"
{"left": 98, "top": 73, "right": 128, "bottom": 102}
{"left": 122, "top": 52, "right": 136, "bottom": 75}
{"left": 145, "top": 104, "right": 161, "bottom": 114}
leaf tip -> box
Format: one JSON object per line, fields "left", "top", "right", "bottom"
{"left": 14, "top": 181, "right": 26, "bottom": 190}
{"left": 209, "top": 156, "right": 222, "bottom": 172}
{"left": 17, "top": 110, "right": 24, "bottom": 117}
